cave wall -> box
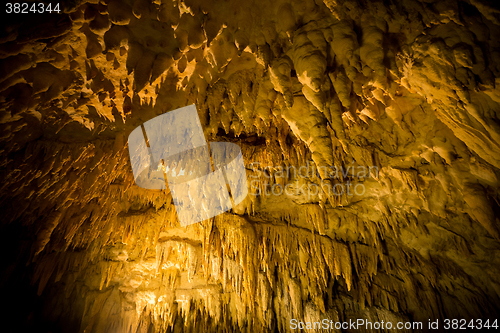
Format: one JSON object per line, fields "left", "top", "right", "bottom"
{"left": 1, "top": 0, "right": 500, "bottom": 332}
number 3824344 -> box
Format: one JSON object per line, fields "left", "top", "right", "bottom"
{"left": 6, "top": 3, "right": 61, "bottom": 14}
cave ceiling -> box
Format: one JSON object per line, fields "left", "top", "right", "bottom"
{"left": 1, "top": 0, "right": 500, "bottom": 332}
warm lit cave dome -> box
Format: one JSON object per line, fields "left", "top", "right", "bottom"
{"left": 1, "top": 0, "right": 500, "bottom": 332}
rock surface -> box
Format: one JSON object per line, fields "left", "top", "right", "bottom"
{"left": 1, "top": 0, "right": 500, "bottom": 332}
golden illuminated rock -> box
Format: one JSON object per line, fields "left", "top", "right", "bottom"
{"left": 0, "top": 0, "right": 499, "bottom": 332}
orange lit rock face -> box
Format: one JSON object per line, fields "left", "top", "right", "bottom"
{"left": 1, "top": 0, "right": 500, "bottom": 332}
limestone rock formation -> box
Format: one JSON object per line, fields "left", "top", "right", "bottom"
{"left": 1, "top": 0, "right": 500, "bottom": 332}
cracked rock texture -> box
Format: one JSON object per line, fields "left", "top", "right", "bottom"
{"left": 1, "top": 0, "right": 500, "bottom": 332}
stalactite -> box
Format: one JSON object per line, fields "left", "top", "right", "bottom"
{"left": 1, "top": 0, "right": 500, "bottom": 332}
